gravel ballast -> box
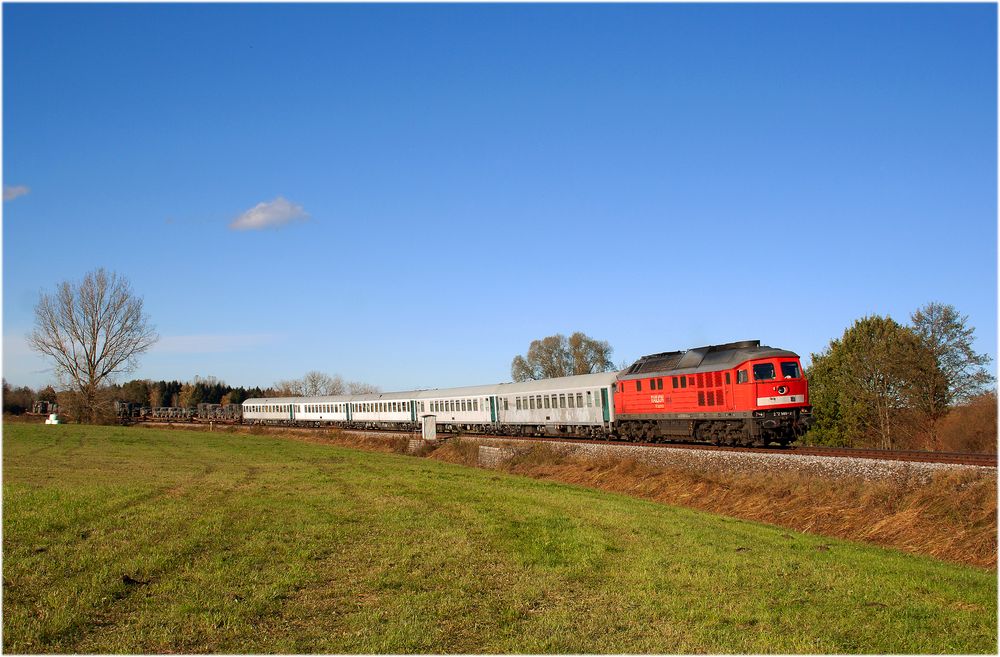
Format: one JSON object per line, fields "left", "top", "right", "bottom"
{"left": 466, "top": 436, "right": 994, "bottom": 483}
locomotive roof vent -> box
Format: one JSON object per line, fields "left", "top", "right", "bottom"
{"left": 622, "top": 339, "right": 793, "bottom": 377}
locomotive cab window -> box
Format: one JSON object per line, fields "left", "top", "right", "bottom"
{"left": 753, "top": 364, "right": 776, "bottom": 381}
{"left": 737, "top": 370, "right": 748, "bottom": 384}
{"left": 781, "top": 362, "right": 801, "bottom": 379}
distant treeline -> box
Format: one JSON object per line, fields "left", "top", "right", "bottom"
{"left": 114, "top": 376, "right": 270, "bottom": 408}
{"left": 2, "top": 376, "right": 271, "bottom": 418}
{"left": 3, "top": 371, "right": 380, "bottom": 422}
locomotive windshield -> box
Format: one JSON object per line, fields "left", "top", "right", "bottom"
{"left": 781, "top": 362, "right": 801, "bottom": 379}
{"left": 753, "top": 364, "right": 775, "bottom": 380}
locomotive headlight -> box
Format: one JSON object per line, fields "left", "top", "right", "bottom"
{"left": 776, "top": 385, "right": 788, "bottom": 395}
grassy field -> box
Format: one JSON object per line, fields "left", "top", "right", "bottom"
{"left": 3, "top": 423, "right": 997, "bottom": 653}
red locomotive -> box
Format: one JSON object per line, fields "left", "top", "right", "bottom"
{"left": 613, "top": 340, "right": 812, "bottom": 446}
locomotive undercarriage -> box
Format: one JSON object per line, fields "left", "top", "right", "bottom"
{"left": 614, "top": 413, "right": 803, "bottom": 447}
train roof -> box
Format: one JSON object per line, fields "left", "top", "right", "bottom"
{"left": 242, "top": 372, "right": 620, "bottom": 406}
{"left": 617, "top": 340, "right": 799, "bottom": 379}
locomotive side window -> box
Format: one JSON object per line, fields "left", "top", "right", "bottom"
{"left": 672, "top": 377, "right": 678, "bottom": 389}
{"left": 636, "top": 380, "right": 642, "bottom": 392}
{"left": 781, "top": 362, "right": 801, "bottom": 379}
{"left": 753, "top": 364, "right": 776, "bottom": 381}
{"left": 738, "top": 370, "right": 748, "bottom": 383}
{"left": 681, "top": 377, "right": 687, "bottom": 388}
{"left": 725, "top": 372, "right": 731, "bottom": 385}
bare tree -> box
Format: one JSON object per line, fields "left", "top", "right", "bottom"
{"left": 511, "top": 332, "right": 615, "bottom": 382}
{"left": 302, "top": 371, "right": 345, "bottom": 396}
{"left": 272, "top": 378, "right": 304, "bottom": 396}
{"left": 347, "top": 381, "right": 381, "bottom": 394}
{"left": 274, "top": 371, "right": 349, "bottom": 396}
{"left": 29, "top": 269, "right": 158, "bottom": 423}
{"left": 909, "top": 302, "right": 994, "bottom": 449}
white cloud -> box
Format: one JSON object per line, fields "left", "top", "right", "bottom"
{"left": 150, "top": 333, "right": 276, "bottom": 354}
{"left": 3, "top": 185, "right": 30, "bottom": 202}
{"left": 229, "top": 196, "right": 308, "bottom": 231}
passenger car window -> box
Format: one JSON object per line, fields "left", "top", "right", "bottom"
{"left": 781, "top": 362, "right": 801, "bottom": 379}
{"left": 753, "top": 364, "right": 776, "bottom": 381}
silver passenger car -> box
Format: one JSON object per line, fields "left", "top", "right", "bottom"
{"left": 243, "top": 371, "right": 618, "bottom": 437}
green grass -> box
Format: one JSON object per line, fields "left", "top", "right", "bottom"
{"left": 3, "top": 423, "right": 996, "bottom": 654}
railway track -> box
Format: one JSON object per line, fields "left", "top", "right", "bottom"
{"left": 437, "top": 432, "right": 997, "bottom": 467}
{"left": 134, "top": 420, "right": 997, "bottom": 467}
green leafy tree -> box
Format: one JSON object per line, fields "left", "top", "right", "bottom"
{"left": 806, "top": 315, "right": 933, "bottom": 449}
{"left": 511, "top": 332, "right": 615, "bottom": 382}
{"left": 120, "top": 379, "right": 151, "bottom": 405}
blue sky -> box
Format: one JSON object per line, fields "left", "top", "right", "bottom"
{"left": 3, "top": 3, "right": 997, "bottom": 392}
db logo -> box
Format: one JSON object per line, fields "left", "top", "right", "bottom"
{"left": 650, "top": 394, "right": 664, "bottom": 404}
